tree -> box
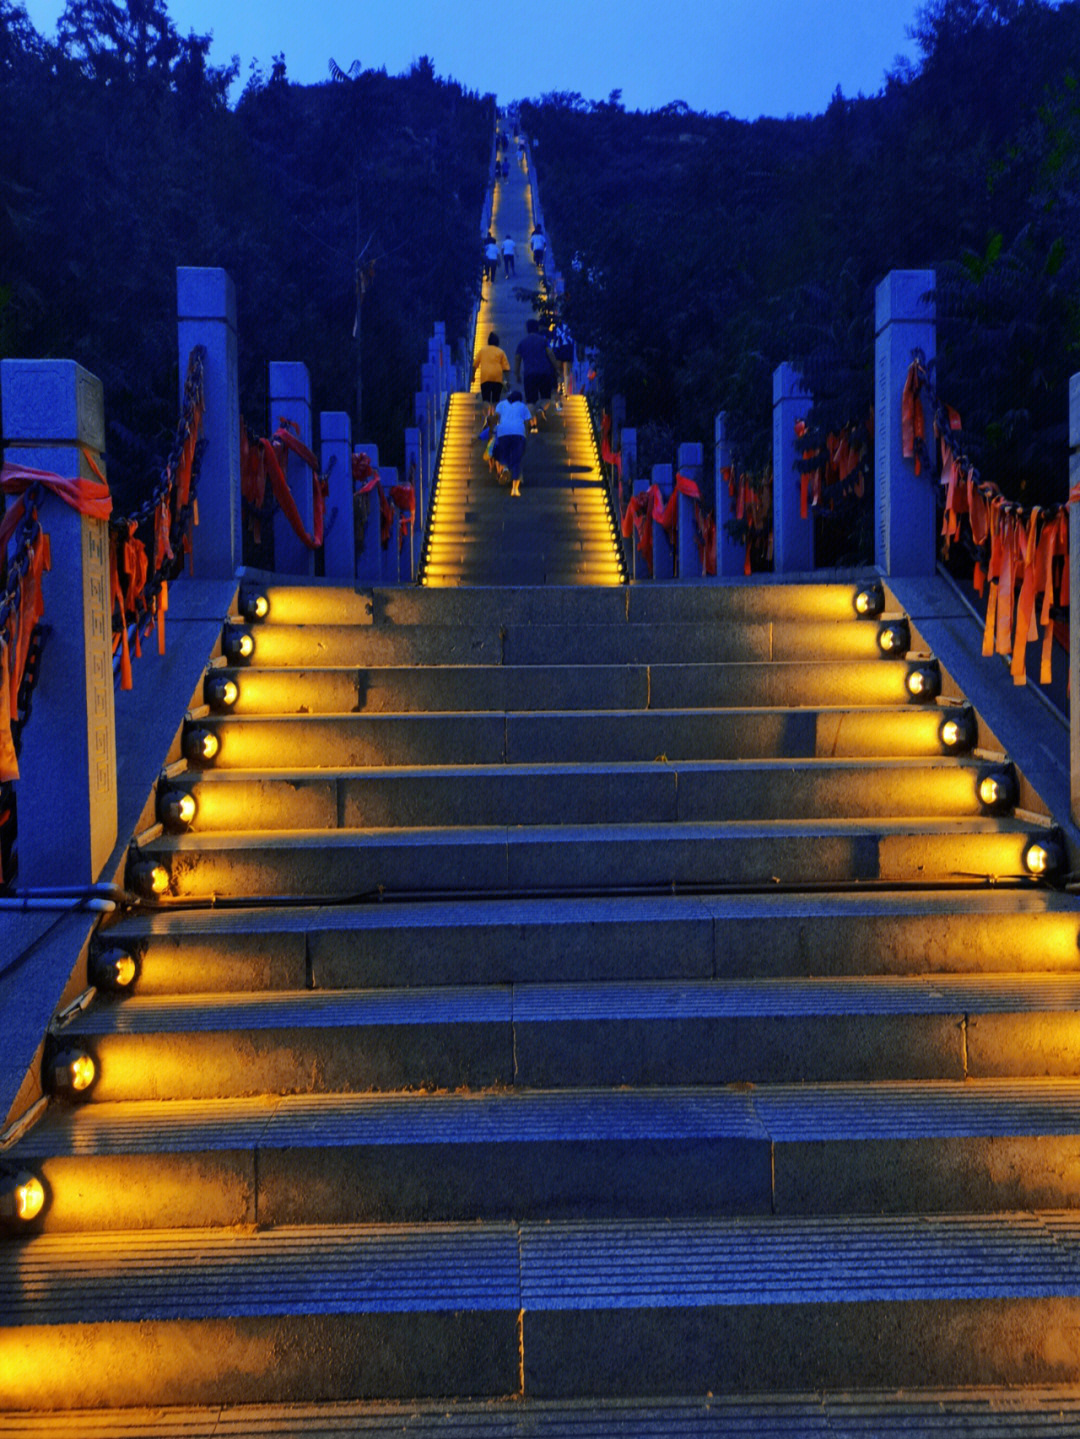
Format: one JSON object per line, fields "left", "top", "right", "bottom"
{"left": 57, "top": 0, "right": 222, "bottom": 93}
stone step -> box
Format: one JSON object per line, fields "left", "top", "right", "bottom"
{"left": 207, "top": 658, "right": 948, "bottom": 715}
{"left": 134, "top": 816, "right": 1050, "bottom": 899}
{"left": 15, "top": 1079, "right": 1080, "bottom": 1231}
{"left": 237, "top": 581, "right": 882, "bottom": 628}
{"left": 164, "top": 759, "right": 1002, "bottom": 832}
{"left": 5, "top": 1214, "right": 1080, "bottom": 1406}
{"left": 3, "top": 1390, "right": 1079, "bottom": 1437}
{"left": 223, "top": 620, "right": 908, "bottom": 667}
{"left": 56, "top": 973, "right": 1080, "bottom": 1100}
{"left": 100, "top": 889, "right": 1080, "bottom": 994}
{"left": 180, "top": 706, "right": 972, "bottom": 767}
{"left": 420, "top": 566, "right": 622, "bottom": 586}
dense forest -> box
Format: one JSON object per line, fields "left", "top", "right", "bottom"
{"left": 526, "top": 0, "right": 1080, "bottom": 557}
{"left": 1, "top": 0, "right": 1079, "bottom": 547}
{"left": 0, "top": 0, "right": 492, "bottom": 510}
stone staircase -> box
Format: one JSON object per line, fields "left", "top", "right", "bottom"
{"left": 4, "top": 579, "right": 1080, "bottom": 1431}
{"left": 421, "top": 392, "right": 624, "bottom": 586}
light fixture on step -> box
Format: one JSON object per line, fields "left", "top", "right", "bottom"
{"left": 159, "top": 788, "right": 197, "bottom": 832}
{"left": 940, "top": 710, "right": 976, "bottom": 753}
{"left": 183, "top": 725, "right": 220, "bottom": 763}
{"left": 905, "top": 662, "right": 941, "bottom": 699}
{"left": 131, "top": 858, "right": 170, "bottom": 898}
{"left": 877, "top": 619, "right": 911, "bottom": 656}
{"left": 854, "top": 583, "right": 885, "bottom": 617}
{"left": 0, "top": 1169, "right": 45, "bottom": 1224}
{"left": 240, "top": 590, "right": 269, "bottom": 623}
{"left": 1025, "top": 839, "right": 1063, "bottom": 878}
{"left": 205, "top": 674, "right": 239, "bottom": 710}
{"left": 89, "top": 946, "right": 139, "bottom": 992}
{"left": 223, "top": 626, "right": 254, "bottom": 663}
{"left": 48, "top": 1047, "right": 96, "bottom": 1096}
{"left": 977, "top": 767, "right": 1017, "bottom": 814}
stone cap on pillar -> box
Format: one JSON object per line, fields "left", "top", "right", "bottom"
{"left": 176, "top": 267, "right": 237, "bottom": 329}
{"left": 715, "top": 412, "right": 729, "bottom": 441}
{"left": 773, "top": 363, "right": 810, "bottom": 407}
{"left": 1, "top": 359, "right": 105, "bottom": 452}
{"left": 875, "top": 270, "right": 936, "bottom": 334}
{"left": 320, "top": 411, "right": 351, "bottom": 444}
{"left": 268, "top": 362, "right": 311, "bottom": 406}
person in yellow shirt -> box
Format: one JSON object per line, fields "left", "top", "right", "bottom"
{"left": 472, "top": 331, "right": 510, "bottom": 437}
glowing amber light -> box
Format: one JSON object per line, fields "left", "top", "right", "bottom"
{"left": 52, "top": 1049, "right": 96, "bottom": 1093}
{"left": 855, "top": 587, "right": 883, "bottom": 616}
{"left": 160, "top": 790, "right": 197, "bottom": 830}
{"left": 238, "top": 633, "right": 254, "bottom": 657}
{"left": 207, "top": 676, "right": 239, "bottom": 708}
{"left": 91, "top": 949, "right": 137, "bottom": 990}
{"left": 1, "top": 1171, "right": 45, "bottom": 1222}
{"left": 133, "top": 861, "right": 171, "bottom": 897}
{"left": 941, "top": 719, "right": 965, "bottom": 749}
{"left": 1025, "top": 841, "right": 1060, "bottom": 877}
{"left": 248, "top": 594, "right": 269, "bottom": 619}
{"left": 190, "top": 729, "right": 220, "bottom": 761}
{"left": 979, "top": 775, "right": 1009, "bottom": 807}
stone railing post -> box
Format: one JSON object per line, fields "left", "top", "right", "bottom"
{"left": 772, "top": 363, "right": 814, "bottom": 573}
{"left": 875, "top": 269, "right": 937, "bottom": 576}
{"left": 354, "top": 442, "right": 382, "bottom": 583}
{"left": 621, "top": 427, "right": 637, "bottom": 579}
{"left": 0, "top": 360, "right": 117, "bottom": 884}
{"left": 319, "top": 410, "right": 353, "bottom": 579}
{"left": 715, "top": 412, "right": 743, "bottom": 578}
{"left": 404, "top": 427, "right": 423, "bottom": 558}
{"left": 378, "top": 466, "right": 400, "bottom": 584}
{"left": 268, "top": 361, "right": 314, "bottom": 576}
{"left": 650, "top": 463, "right": 674, "bottom": 580}
{"left": 1070, "top": 373, "right": 1080, "bottom": 826}
{"left": 176, "top": 267, "right": 240, "bottom": 578}
{"left": 415, "top": 392, "right": 434, "bottom": 530}
{"left": 676, "top": 442, "right": 704, "bottom": 579}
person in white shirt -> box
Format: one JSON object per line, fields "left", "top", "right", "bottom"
{"left": 492, "top": 390, "right": 531, "bottom": 496}
{"left": 502, "top": 235, "right": 516, "bottom": 278}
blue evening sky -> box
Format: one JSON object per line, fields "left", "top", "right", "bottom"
{"left": 21, "top": 0, "right": 928, "bottom": 118}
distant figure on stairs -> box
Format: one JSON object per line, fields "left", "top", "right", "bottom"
{"left": 492, "top": 389, "right": 531, "bottom": 497}
{"left": 530, "top": 226, "right": 546, "bottom": 269}
{"left": 502, "top": 235, "right": 516, "bottom": 277}
{"left": 472, "top": 331, "right": 510, "bottom": 437}
{"left": 483, "top": 234, "right": 499, "bottom": 282}
{"left": 515, "top": 318, "right": 558, "bottom": 431}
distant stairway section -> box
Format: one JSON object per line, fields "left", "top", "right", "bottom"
{"left": 420, "top": 393, "right": 625, "bottom": 585}
{"left": 3, "top": 581, "right": 1080, "bottom": 1431}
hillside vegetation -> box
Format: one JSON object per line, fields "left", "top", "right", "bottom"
{"left": 0, "top": 1, "right": 491, "bottom": 507}
{"left": 526, "top": 0, "right": 1080, "bottom": 542}
{"left": 2, "top": 0, "right": 1079, "bottom": 546}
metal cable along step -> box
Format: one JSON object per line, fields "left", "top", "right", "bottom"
{"left": 4, "top": 579, "right": 1080, "bottom": 1432}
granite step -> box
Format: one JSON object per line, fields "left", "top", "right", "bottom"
{"left": 5, "top": 1214, "right": 1080, "bottom": 1407}
{"left": 14, "top": 1079, "right": 1080, "bottom": 1231}
{"left": 231, "top": 580, "right": 887, "bottom": 628}
{"left": 160, "top": 758, "right": 1004, "bottom": 833}
{"left": 98, "top": 889, "right": 1080, "bottom": 994}
{"left": 176, "top": 706, "right": 976, "bottom": 767}
{"left": 219, "top": 619, "right": 906, "bottom": 667}
{"left": 4, "top": 1390, "right": 1080, "bottom": 1436}
{"left": 203, "top": 658, "right": 948, "bottom": 715}
{"left": 52, "top": 973, "right": 1080, "bottom": 1101}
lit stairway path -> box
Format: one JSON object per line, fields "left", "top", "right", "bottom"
{"left": 421, "top": 146, "right": 623, "bottom": 585}
{"left": 4, "top": 577, "right": 1080, "bottom": 1429}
